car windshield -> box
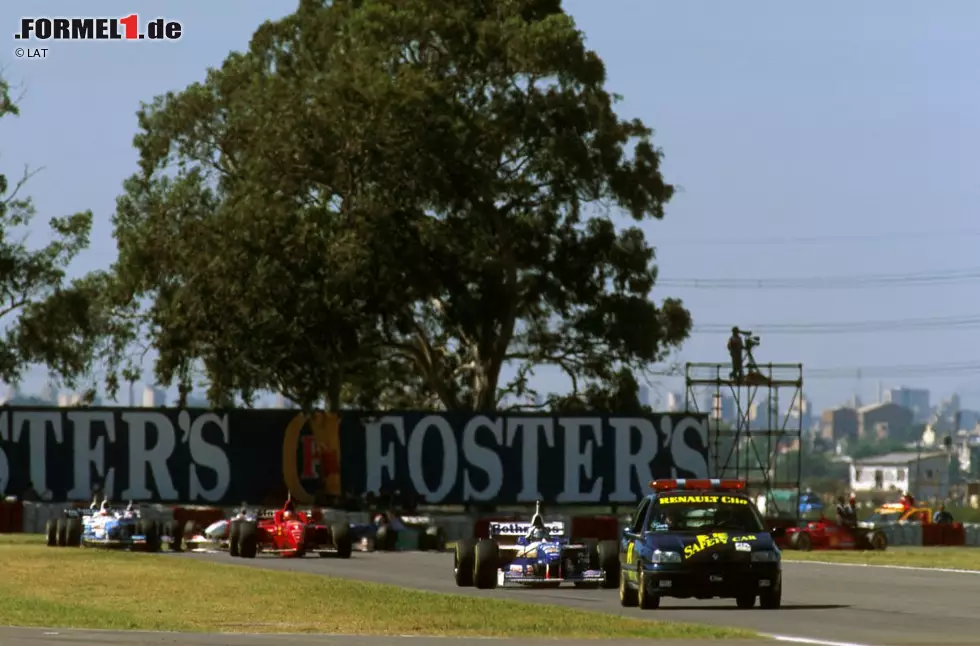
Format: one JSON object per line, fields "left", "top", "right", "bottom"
{"left": 648, "top": 493, "right": 765, "bottom": 533}
{"left": 866, "top": 511, "right": 903, "bottom": 524}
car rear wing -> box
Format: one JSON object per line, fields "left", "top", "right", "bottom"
{"left": 489, "top": 521, "right": 565, "bottom": 537}
{"left": 399, "top": 515, "right": 433, "bottom": 526}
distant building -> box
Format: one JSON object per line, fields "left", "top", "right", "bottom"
{"left": 275, "top": 393, "right": 299, "bottom": 409}
{"left": 56, "top": 393, "right": 82, "bottom": 407}
{"left": 707, "top": 393, "right": 736, "bottom": 423}
{"left": 638, "top": 386, "right": 651, "bottom": 408}
{"left": 185, "top": 394, "right": 210, "bottom": 408}
{"left": 39, "top": 384, "right": 58, "bottom": 405}
{"left": 849, "top": 451, "right": 950, "bottom": 500}
{"left": 666, "top": 391, "right": 682, "bottom": 412}
{"left": 142, "top": 386, "right": 166, "bottom": 407}
{"left": 884, "top": 387, "right": 931, "bottom": 423}
{"left": 858, "top": 402, "right": 913, "bottom": 440}
{"left": 820, "top": 406, "right": 858, "bottom": 443}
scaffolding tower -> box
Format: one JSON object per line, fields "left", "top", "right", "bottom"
{"left": 685, "top": 361, "right": 804, "bottom": 519}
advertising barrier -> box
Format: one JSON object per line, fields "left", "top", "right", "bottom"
{"left": 0, "top": 407, "right": 710, "bottom": 506}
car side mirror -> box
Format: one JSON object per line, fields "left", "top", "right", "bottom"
{"left": 771, "top": 527, "right": 786, "bottom": 538}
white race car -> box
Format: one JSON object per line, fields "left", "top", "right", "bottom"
{"left": 184, "top": 507, "right": 255, "bottom": 552}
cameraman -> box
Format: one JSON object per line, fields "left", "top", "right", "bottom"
{"left": 728, "top": 327, "right": 744, "bottom": 380}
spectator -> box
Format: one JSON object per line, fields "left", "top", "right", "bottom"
{"left": 933, "top": 503, "right": 954, "bottom": 525}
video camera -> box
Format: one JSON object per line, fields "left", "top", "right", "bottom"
{"left": 739, "top": 329, "right": 760, "bottom": 350}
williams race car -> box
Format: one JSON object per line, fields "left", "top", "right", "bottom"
{"left": 350, "top": 511, "right": 447, "bottom": 552}
{"left": 454, "top": 503, "right": 619, "bottom": 589}
{"left": 182, "top": 505, "right": 256, "bottom": 552}
{"left": 229, "top": 497, "right": 353, "bottom": 559}
{"left": 619, "top": 479, "right": 783, "bottom": 610}
{"left": 46, "top": 499, "right": 185, "bottom": 552}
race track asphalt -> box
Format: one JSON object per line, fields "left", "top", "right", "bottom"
{"left": 174, "top": 550, "right": 980, "bottom": 646}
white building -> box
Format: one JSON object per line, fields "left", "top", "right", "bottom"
{"left": 666, "top": 391, "right": 682, "bottom": 412}
{"left": 142, "top": 386, "right": 166, "bottom": 407}
{"left": 56, "top": 393, "right": 82, "bottom": 407}
{"left": 639, "top": 386, "right": 651, "bottom": 408}
{"left": 849, "top": 451, "right": 950, "bottom": 500}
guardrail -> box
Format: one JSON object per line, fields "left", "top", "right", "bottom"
{"left": 3, "top": 500, "right": 980, "bottom": 547}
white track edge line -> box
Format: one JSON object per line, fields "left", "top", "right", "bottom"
{"left": 785, "top": 559, "right": 980, "bottom": 574}
{"left": 766, "top": 634, "right": 874, "bottom": 646}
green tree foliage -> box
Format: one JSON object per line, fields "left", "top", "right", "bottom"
{"left": 105, "top": 0, "right": 691, "bottom": 410}
{"left": 0, "top": 77, "right": 101, "bottom": 394}
{"left": 848, "top": 437, "right": 908, "bottom": 460}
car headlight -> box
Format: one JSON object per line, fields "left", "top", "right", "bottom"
{"left": 650, "top": 549, "right": 683, "bottom": 564}
{"left": 751, "top": 550, "right": 780, "bottom": 563}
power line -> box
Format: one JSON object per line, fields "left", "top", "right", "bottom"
{"left": 693, "top": 314, "right": 980, "bottom": 334}
{"left": 658, "top": 267, "right": 980, "bottom": 289}
{"left": 661, "top": 229, "right": 980, "bottom": 247}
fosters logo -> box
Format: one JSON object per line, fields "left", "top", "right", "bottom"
{"left": 683, "top": 533, "right": 758, "bottom": 559}
{"left": 282, "top": 412, "right": 342, "bottom": 504}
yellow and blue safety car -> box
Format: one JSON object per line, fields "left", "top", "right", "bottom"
{"left": 619, "top": 479, "right": 783, "bottom": 610}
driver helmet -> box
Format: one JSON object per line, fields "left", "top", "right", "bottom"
{"left": 849, "top": 492, "right": 856, "bottom": 503}
{"left": 99, "top": 500, "right": 110, "bottom": 515}
{"left": 283, "top": 510, "right": 294, "bottom": 521}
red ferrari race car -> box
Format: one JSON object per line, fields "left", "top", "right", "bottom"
{"left": 781, "top": 517, "right": 887, "bottom": 552}
{"left": 229, "top": 499, "right": 352, "bottom": 559}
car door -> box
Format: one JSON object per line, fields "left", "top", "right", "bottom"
{"left": 621, "top": 498, "right": 651, "bottom": 581}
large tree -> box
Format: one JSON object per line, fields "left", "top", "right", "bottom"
{"left": 106, "top": 0, "right": 691, "bottom": 410}
{"left": 0, "top": 77, "right": 103, "bottom": 395}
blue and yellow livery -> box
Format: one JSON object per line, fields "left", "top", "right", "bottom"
{"left": 619, "top": 478, "right": 783, "bottom": 610}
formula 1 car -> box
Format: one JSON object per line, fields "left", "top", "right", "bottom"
{"left": 350, "top": 511, "right": 447, "bottom": 552}
{"left": 229, "top": 502, "right": 353, "bottom": 559}
{"left": 784, "top": 516, "right": 887, "bottom": 551}
{"left": 454, "top": 504, "right": 618, "bottom": 589}
{"left": 45, "top": 499, "right": 185, "bottom": 552}
{"left": 182, "top": 506, "right": 256, "bottom": 552}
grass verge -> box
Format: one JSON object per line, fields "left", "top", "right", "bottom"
{"left": 0, "top": 539, "right": 752, "bottom": 639}
{"left": 782, "top": 546, "right": 980, "bottom": 570}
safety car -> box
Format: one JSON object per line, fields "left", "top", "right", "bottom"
{"left": 619, "top": 479, "right": 784, "bottom": 610}
{"left": 454, "top": 502, "right": 619, "bottom": 589}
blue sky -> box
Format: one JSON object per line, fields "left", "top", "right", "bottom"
{"left": 1, "top": 0, "right": 979, "bottom": 412}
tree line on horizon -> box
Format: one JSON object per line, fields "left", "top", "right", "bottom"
{"left": 0, "top": 0, "right": 691, "bottom": 414}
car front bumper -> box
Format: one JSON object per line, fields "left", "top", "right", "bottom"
{"left": 642, "top": 563, "right": 781, "bottom": 599}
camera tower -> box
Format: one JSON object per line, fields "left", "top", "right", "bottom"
{"left": 684, "top": 346, "right": 804, "bottom": 519}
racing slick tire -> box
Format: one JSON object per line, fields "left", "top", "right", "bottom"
{"left": 238, "top": 522, "right": 258, "bottom": 559}
{"left": 474, "top": 539, "right": 499, "bottom": 590}
{"left": 375, "top": 525, "right": 397, "bottom": 552}
{"left": 45, "top": 519, "right": 58, "bottom": 547}
{"left": 619, "top": 566, "right": 638, "bottom": 607}
{"left": 759, "top": 579, "right": 782, "bottom": 609}
{"left": 789, "top": 531, "right": 812, "bottom": 551}
{"left": 597, "top": 539, "right": 620, "bottom": 589}
{"left": 144, "top": 520, "right": 162, "bottom": 552}
{"left": 56, "top": 518, "right": 69, "bottom": 547}
{"left": 327, "top": 523, "right": 353, "bottom": 559}
{"left": 66, "top": 517, "right": 83, "bottom": 547}
{"left": 423, "top": 526, "right": 446, "bottom": 551}
{"left": 454, "top": 538, "right": 477, "bottom": 587}
{"left": 166, "top": 520, "right": 185, "bottom": 552}
{"left": 229, "top": 520, "right": 242, "bottom": 557}
{"left": 636, "top": 569, "right": 660, "bottom": 609}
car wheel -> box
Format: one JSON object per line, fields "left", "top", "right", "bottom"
{"left": 790, "top": 531, "right": 812, "bottom": 551}
{"left": 759, "top": 580, "right": 782, "bottom": 609}
{"left": 736, "top": 593, "right": 756, "bottom": 609}
{"left": 598, "top": 539, "right": 620, "bottom": 589}
{"left": 145, "top": 520, "right": 162, "bottom": 552}
{"left": 473, "top": 539, "right": 499, "bottom": 589}
{"left": 238, "top": 522, "right": 258, "bottom": 558}
{"left": 56, "top": 518, "right": 69, "bottom": 547}
{"left": 870, "top": 530, "right": 887, "bottom": 551}
{"left": 637, "top": 569, "right": 660, "bottom": 609}
{"left": 425, "top": 526, "right": 446, "bottom": 552}
{"left": 45, "top": 519, "right": 58, "bottom": 547}
{"left": 229, "top": 519, "right": 242, "bottom": 557}
{"left": 619, "top": 565, "right": 638, "bottom": 607}
{"left": 376, "top": 525, "right": 397, "bottom": 551}
{"left": 67, "top": 518, "right": 82, "bottom": 547}
{"left": 455, "top": 538, "right": 476, "bottom": 587}
{"left": 330, "top": 523, "right": 352, "bottom": 559}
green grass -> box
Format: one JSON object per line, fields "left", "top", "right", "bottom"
{"left": 782, "top": 546, "right": 980, "bottom": 570}
{"left": 0, "top": 537, "right": 752, "bottom": 639}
